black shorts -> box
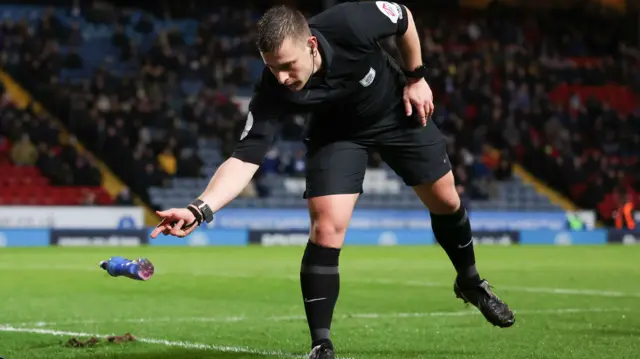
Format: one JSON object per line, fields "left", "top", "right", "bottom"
{"left": 303, "top": 106, "right": 451, "bottom": 199}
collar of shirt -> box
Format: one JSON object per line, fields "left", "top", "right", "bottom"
{"left": 310, "top": 27, "right": 334, "bottom": 78}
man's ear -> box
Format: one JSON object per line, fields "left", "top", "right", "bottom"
{"left": 307, "top": 36, "right": 318, "bottom": 55}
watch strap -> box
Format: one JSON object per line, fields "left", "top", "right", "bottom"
{"left": 190, "top": 199, "right": 215, "bottom": 223}
{"left": 403, "top": 64, "right": 428, "bottom": 79}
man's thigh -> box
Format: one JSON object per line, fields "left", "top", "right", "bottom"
{"left": 303, "top": 140, "right": 369, "bottom": 199}
{"left": 375, "top": 117, "right": 452, "bottom": 187}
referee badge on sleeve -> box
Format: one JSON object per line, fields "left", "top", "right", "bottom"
{"left": 359, "top": 67, "right": 376, "bottom": 87}
{"left": 240, "top": 111, "right": 254, "bottom": 140}
{"left": 376, "top": 1, "right": 402, "bottom": 23}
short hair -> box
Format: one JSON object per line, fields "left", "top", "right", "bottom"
{"left": 256, "top": 5, "right": 311, "bottom": 53}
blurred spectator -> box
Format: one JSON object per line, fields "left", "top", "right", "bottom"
{"left": 134, "top": 14, "right": 154, "bottom": 35}
{"left": 284, "top": 149, "right": 306, "bottom": 178}
{"left": 457, "top": 184, "right": 471, "bottom": 212}
{"left": 10, "top": 133, "right": 38, "bottom": 166}
{"left": 81, "top": 190, "right": 97, "bottom": 205}
{"left": 614, "top": 189, "right": 636, "bottom": 230}
{"left": 65, "top": 21, "right": 83, "bottom": 47}
{"left": 494, "top": 156, "right": 513, "bottom": 181}
{"left": 115, "top": 187, "right": 135, "bottom": 205}
{"left": 176, "top": 148, "right": 203, "bottom": 178}
{"left": 157, "top": 147, "right": 177, "bottom": 176}
{"left": 63, "top": 48, "right": 83, "bottom": 69}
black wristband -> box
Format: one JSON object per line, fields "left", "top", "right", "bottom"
{"left": 190, "top": 199, "right": 215, "bottom": 223}
{"left": 186, "top": 205, "right": 203, "bottom": 225}
{"left": 403, "top": 64, "right": 428, "bottom": 79}
{"left": 181, "top": 218, "right": 199, "bottom": 230}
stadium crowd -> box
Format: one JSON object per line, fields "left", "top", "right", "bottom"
{"left": 0, "top": 81, "right": 123, "bottom": 205}
{"left": 0, "top": 1, "right": 638, "bottom": 224}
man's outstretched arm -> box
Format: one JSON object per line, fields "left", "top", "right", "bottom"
{"left": 150, "top": 100, "right": 280, "bottom": 238}
{"left": 196, "top": 157, "right": 260, "bottom": 213}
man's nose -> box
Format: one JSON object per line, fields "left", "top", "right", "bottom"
{"left": 277, "top": 71, "right": 289, "bottom": 85}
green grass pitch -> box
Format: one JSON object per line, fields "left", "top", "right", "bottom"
{"left": 1, "top": 245, "right": 639, "bottom": 359}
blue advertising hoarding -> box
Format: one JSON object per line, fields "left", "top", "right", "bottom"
{"left": 0, "top": 229, "right": 50, "bottom": 247}
{"left": 0, "top": 228, "right": 626, "bottom": 248}
{"left": 208, "top": 209, "right": 593, "bottom": 231}
{"left": 149, "top": 229, "right": 249, "bottom": 246}
{"left": 520, "top": 229, "right": 607, "bottom": 245}
{"left": 606, "top": 230, "right": 640, "bottom": 244}
{"left": 345, "top": 229, "right": 435, "bottom": 246}
{"left": 248, "top": 229, "right": 435, "bottom": 246}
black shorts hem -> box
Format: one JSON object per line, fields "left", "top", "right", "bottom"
{"left": 303, "top": 189, "right": 364, "bottom": 199}
{"left": 402, "top": 164, "right": 452, "bottom": 187}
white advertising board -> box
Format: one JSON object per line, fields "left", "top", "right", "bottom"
{"left": 0, "top": 206, "right": 144, "bottom": 229}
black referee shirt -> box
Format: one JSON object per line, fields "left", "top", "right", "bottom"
{"left": 232, "top": 1, "right": 411, "bottom": 165}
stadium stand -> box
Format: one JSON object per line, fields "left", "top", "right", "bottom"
{"left": 0, "top": 2, "right": 637, "bottom": 222}
{"left": 0, "top": 82, "right": 112, "bottom": 205}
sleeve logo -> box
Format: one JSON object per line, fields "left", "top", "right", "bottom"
{"left": 359, "top": 67, "right": 376, "bottom": 87}
{"left": 240, "top": 111, "right": 254, "bottom": 140}
{"left": 375, "top": 1, "right": 402, "bottom": 24}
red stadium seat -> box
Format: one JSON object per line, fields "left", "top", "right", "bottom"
{"left": 0, "top": 162, "right": 112, "bottom": 206}
{"left": 548, "top": 84, "right": 638, "bottom": 115}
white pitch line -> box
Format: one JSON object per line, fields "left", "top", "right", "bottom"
{"left": 9, "top": 307, "right": 627, "bottom": 328}
{"left": 267, "top": 307, "right": 629, "bottom": 321}
{"left": 366, "top": 278, "right": 640, "bottom": 298}
{"left": 14, "top": 316, "right": 248, "bottom": 327}
{"left": 0, "top": 307, "right": 626, "bottom": 359}
{"left": 4, "top": 264, "right": 640, "bottom": 299}
{"left": 0, "top": 325, "right": 304, "bottom": 358}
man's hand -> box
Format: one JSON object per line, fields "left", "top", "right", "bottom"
{"left": 403, "top": 78, "right": 434, "bottom": 126}
{"left": 150, "top": 208, "right": 198, "bottom": 238}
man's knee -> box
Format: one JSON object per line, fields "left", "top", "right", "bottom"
{"left": 310, "top": 219, "right": 348, "bottom": 247}
{"left": 413, "top": 171, "right": 461, "bottom": 214}
{"left": 431, "top": 189, "right": 461, "bottom": 214}
{"left": 307, "top": 193, "right": 359, "bottom": 248}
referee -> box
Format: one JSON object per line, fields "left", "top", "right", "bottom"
{"left": 151, "top": 2, "right": 515, "bottom": 358}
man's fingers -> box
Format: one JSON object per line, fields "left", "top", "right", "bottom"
{"left": 403, "top": 97, "right": 412, "bottom": 116}
{"left": 153, "top": 223, "right": 174, "bottom": 238}
{"left": 156, "top": 209, "right": 174, "bottom": 218}
{"left": 425, "top": 101, "right": 434, "bottom": 116}
{"left": 416, "top": 100, "right": 426, "bottom": 120}
{"left": 424, "top": 103, "right": 432, "bottom": 124}
{"left": 151, "top": 218, "right": 171, "bottom": 238}
{"left": 170, "top": 219, "right": 185, "bottom": 236}
{"left": 151, "top": 209, "right": 200, "bottom": 238}
{"left": 150, "top": 226, "right": 163, "bottom": 238}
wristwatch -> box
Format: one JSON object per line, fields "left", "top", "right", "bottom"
{"left": 188, "top": 199, "right": 215, "bottom": 224}
{"left": 403, "top": 64, "right": 428, "bottom": 80}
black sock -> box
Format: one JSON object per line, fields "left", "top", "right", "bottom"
{"left": 430, "top": 206, "right": 481, "bottom": 285}
{"left": 300, "top": 241, "right": 340, "bottom": 349}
